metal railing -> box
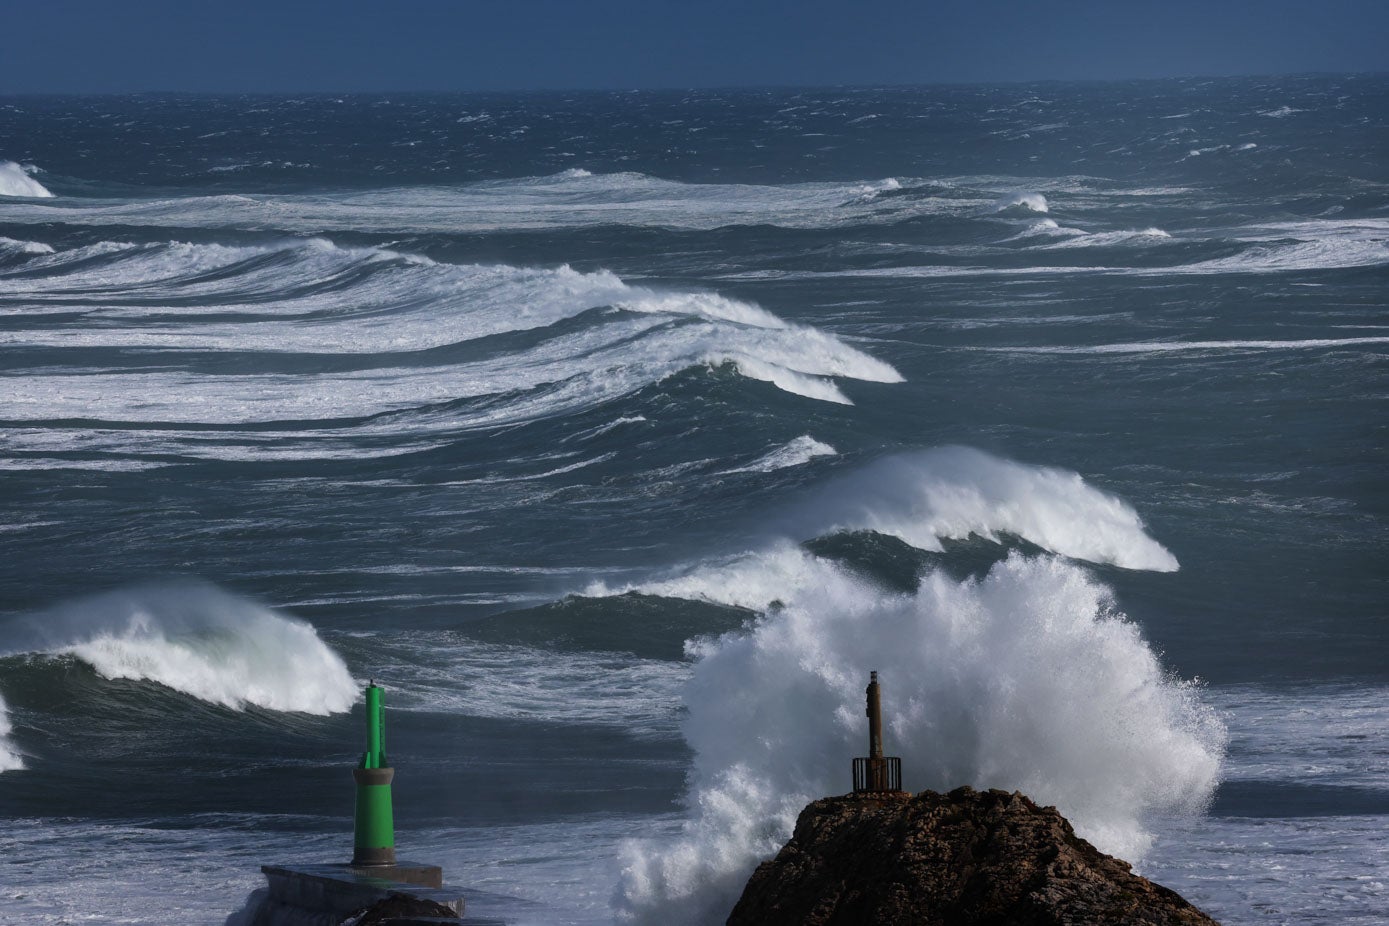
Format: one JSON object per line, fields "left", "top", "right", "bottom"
{"left": 852, "top": 755, "right": 902, "bottom": 793}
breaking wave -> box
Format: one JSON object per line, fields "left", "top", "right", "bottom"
{"left": 993, "top": 192, "right": 1049, "bottom": 214}
{"left": 1005, "top": 218, "right": 1086, "bottom": 240}
{"left": 0, "top": 238, "right": 900, "bottom": 462}
{"left": 0, "top": 161, "right": 53, "bottom": 198}
{"left": 789, "top": 447, "right": 1178, "bottom": 571}
{"left": 1041, "top": 227, "right": 1172, "bottom": 248}
{"left": 0, "top": 235, "right": 54, "bottom": 256}
{"left": 0, "top": 582, "right": 357, "bottom": 772}
{"left": 725, "top": 435, "right": 838, "bottom": 474}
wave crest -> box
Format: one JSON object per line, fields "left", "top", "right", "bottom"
{"left": 1, "top": 240, "right": 901, "bottom": 461}
{"left": 725, "top": 436, "right": 838, "bottom": 474}
{"left": 0, "top": 582, "right": 356, "bottom": 772}
{"left": 790, "top": 447, "right": 1179, "bottom": 572}
{"left": 993, "top": 192, "right": 1048, "bottom": 214}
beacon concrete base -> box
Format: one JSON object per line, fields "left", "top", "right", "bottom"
{"left": 260, "top": 862, "right": 466, "bottom": 923}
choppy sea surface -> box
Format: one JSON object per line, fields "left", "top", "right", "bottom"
{"left": 0, "top": 76, "right": 1385, "bottom": 925}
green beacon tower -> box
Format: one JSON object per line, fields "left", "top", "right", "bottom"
{"left": 352, "top": 681, "right": 396, "bottom": 867}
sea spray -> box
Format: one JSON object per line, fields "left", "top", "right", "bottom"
{"left": 0, "top": 582, "right": 356, "bottom": 722}
{"left": 0, "top": 161, "right": 54, "bottom": 198}
{"left": 0, "top": 692, "right": 23, "bottom": 771}
{"left": 612, "top": 548, "right": 1225, "bottom": 923}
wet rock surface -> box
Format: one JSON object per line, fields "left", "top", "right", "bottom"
{"left": 728, "top": 786, "right": 1219, "bottom": 925}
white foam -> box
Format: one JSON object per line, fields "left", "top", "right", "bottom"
{"left": 1145, "top": 812, "right": 1389, "bottom": 926}
{"left": 1005, "top": 218, "right": 1086, "bottom": 241}
{"left": 725, "top": 436, "right": 838, "bottom": 474}
{"left": 0, "top": 235, "right": 54, "bottom": 255}
{"left": 1209, "top": 685, "right": 1389, "bottom": 790}
{"left": 0, "top": 160, "right": 53, "bottom": 198}
{"left": 0, "top": 174, "right": 954, "bottom": 234}
{"left": 984, "top": 336, "right": 1389, "bottom": 355}
{"left": 1042, "top": 227, "right": 1172, "bottom": 249}
{"left": 993, "top": 192, "right": 1049, "bottom": 214}
{"left": 0, "top": 692, "right": 22, "bottom": 772}
{"left": 754, "top": 218, "right": 1389, "bottom": 279}
{"left": 611, "top": 549, "right": 1224, "bottom": 923}
{"left": 0, "top": 583, "right": 356, "bottom": 719}
{"left": 0, "top": 302, "right": 894, "bottom": 428}
{"left": 790, "top": 447, "right": 1179, "bottom": 572}
{"left": 0, "top": 240, "right": 900, "bottom": 462}
{"left": 1167, "top": 227, "right": 1389, "bottom": 274}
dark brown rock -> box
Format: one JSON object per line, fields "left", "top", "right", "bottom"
{"left": 727, "top": 786, "right": 1218, "bottom": 926}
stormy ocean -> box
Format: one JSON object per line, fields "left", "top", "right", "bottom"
{"left": 0, "top": 75, "right": 1385, "bottom": 925}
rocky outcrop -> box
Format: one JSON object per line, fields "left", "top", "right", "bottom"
{"left": 727, "top": 787, "right": 1218, "bottom": 925}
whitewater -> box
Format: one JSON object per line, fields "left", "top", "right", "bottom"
{"left": 1, "top": 75, "right": 1386, "bottom": 925}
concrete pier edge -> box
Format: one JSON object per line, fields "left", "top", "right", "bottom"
{"left": 260, "top": 861, "right": 467, "bottom": 921}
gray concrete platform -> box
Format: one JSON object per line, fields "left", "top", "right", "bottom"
{"left": 261, "top": 862, "right": 466, "bottom": 921}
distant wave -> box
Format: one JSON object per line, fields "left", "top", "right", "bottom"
{"left": 724, "top": 435, "right": 838, "bottom": 474}
{"left": 0, "top": 235, "right": 54, "bottom": 255}
{"left": 980, "top": 336, "right": 1389, "bottom": 355}
{"left": 1040, "top": 227, "right": 1172, "bottom": 248}
{"left": 1002, "top": 222, "right": 1173, "bottom": 248}
{"left": 993, "top": 192, "right": 1048, "bottom": 214}
{"left": 0, "top": 171, "right": 1007, "bottom": 234}
{"left": 0, "top": 238, "right": 901, "bottom": 464}
{"left": 1004, "top": 218, "right": 1086, "bottom": 241}
{"left": 0, "top": 161, "right": 53, "bottom": 198}
{"left": 0, "top": 582, "right": 356, "bottom": 772}
{"left": 744, "top": 218, "right": 1389, "bottom": 280}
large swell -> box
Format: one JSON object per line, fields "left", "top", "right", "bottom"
{"left": 0, "top": 236, "right": 898, "bottom": 466}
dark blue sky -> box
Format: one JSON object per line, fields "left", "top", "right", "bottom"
{"left": 3, "top": 0, "right": 1385, "bottom": 93}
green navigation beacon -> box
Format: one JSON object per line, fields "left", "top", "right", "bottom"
{"left": 352, "top": 681, "right": 396, "bottom": 867}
